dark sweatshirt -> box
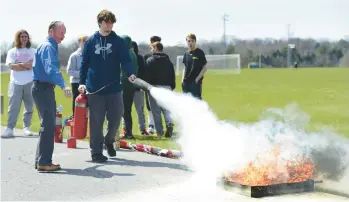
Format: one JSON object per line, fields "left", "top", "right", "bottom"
{"left": 121, "top": 35, "right": 138, "bottom": 88}
{"left": 79, "top": 31, "right": 135, "bottom": 95}
{"left": 145, "top": 52, "right": 176, "bottom": 90}
{"left": 132, "top": 41, "right": 146, "bottom": 91}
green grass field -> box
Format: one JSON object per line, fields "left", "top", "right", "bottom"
{"left": 1, "top": 68, "right": 349, "bottom": 150}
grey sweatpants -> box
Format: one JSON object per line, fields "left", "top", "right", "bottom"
{"left": 147, "top": 85, "right": 173, "bottom": 135}
{"left": 121, "top": 89, "right": 146, "bottom": 131}
{"left": 87, "top": 93, "right": 123, "bottom": 155}
{"left": 7, "top": 81, "right": 34, "bottom": 129}
{"left": 133, "top": 90, "right": 146, "bottom": 130}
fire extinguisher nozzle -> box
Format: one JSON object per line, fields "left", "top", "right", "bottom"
{"left": 133, "top": 78, "right": 153, "bottom": 93}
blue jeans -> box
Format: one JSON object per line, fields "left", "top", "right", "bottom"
{"left": 182, "top": 81, "right": 202, "bottom": 100}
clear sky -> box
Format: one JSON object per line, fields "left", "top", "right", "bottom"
{"left": 1, "top": 0, "right": 348, "bottom": 46}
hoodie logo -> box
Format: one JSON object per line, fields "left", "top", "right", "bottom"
{"left": 95, "top": 43, "right": 112, "bottom": 55}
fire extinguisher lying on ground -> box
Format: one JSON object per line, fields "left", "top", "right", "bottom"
{"left": 73, "top": 93, "right": 88, "bottom": 140}
{"left": 64, "top": 118, "right": 76, "bottom": 148}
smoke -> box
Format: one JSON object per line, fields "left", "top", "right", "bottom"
{"left": 150, "top": 87, "right": 349, "bottom": 193}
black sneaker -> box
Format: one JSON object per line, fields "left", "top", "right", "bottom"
{"left": 165, "top": 123, "right": 174, "bottom": 138}
{"left": 91, "top": 153, "right": 108, "bottom": 163}
{"left": 121, "top": 133, "right": 135, "bottom": 140}
{"left": 104, "top": 143, "right": 116, "bottom": 157}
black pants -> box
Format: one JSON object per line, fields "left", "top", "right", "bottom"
{"left": 182, "top": 81, "right": 203, "bottom": 100}
{"left": 87, "top": 93, "right": 123, "bottom": 155}
{"left": 71, "top": 83, "right": 79, "bottom": 115}
{"left": 32, "top": 81, "right": 56, "bottom": 166}
{"left": 122, "top": 84, "right": 135, "bottom": 134}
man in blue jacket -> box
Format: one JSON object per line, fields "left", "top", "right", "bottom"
{"left": 78, "top": 10, "right": 136, "bottom": 163}
{"left": 32, "top": 21, "right": 72, "bottom": 171}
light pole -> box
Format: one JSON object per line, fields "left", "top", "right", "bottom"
{"left": 223, "top": 14, "right": 229, "bottom": 50}
{"left": 287, "top": 24, "right": 294, "bottom": 67}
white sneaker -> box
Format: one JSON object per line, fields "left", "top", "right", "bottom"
{"left": 24, "top": 127, "right": 33, "bottom": 136}
{"left": 2, "top": 128, "right": 14, "bottom": 138}
{"left": 147, "top": 125, "right": 155, "bottom": 134}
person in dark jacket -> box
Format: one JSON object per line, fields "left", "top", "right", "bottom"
{"left": 79, "top": 10, "right": 136, "bottom": 162}
{"left": 144, "top": 36, "right": 161, "bottom": 134}
{"left": 120, "top": 35, "right": 138, "bottom": 140}
{"left": 131, "top": 41, "right": 149, "bottom": 136}
{"left": 145, "top": 42, "right": 175, "bottom": 138}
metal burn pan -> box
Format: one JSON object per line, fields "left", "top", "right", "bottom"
{"left": 218, "top": 178, "right": 315, "bottom": 198}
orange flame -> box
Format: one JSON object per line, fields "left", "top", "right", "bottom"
{"left": 224, "top": 147, "right": 316, "bottom": 186}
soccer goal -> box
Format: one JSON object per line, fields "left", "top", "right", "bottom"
{"left": 175, "top": 54, "right": 241, "bottom": 76}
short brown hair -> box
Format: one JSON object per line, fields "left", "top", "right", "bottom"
{"left": 97, "top": 9, "right": 116, "bottom": 25}
{"left": 151, "top": 42, "right": 163, "bottom": 51}
{"left": 150, "top": 36, "right": 161, "bottom": 43}
{"left": 186, "top": 33, "right": 196, "bottom": 41}
{"left": 14, "top": 29, "right": 31, "bottom": 48}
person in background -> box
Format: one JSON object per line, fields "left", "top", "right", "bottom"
{"left": 182, "top": 33, "right": 207, "bottom": 100}
{"left": 32, "top": 21, "right": 72, "bottom": 171}
{"left": 131, "top": 41, "right": 149, "bottom": 136}
{"left": 143, "top": 36, "right": 161, "bottom": 134}
{"left": 66, "top": 35, "right": 88, "bottom": 117}
{"left": 3, "top": 30, "right": 36, "bottom": 138}
{"left": 145, "top": 42, "right": 175, "bottom": 138}
{"left": 78, "top": 10, "right": 136, "bottom": 163}
{"left": 120, "top": 35, "right": 138, "bottom": 140}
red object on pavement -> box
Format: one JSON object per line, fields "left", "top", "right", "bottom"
{"left": 66, "top": 119, "right": 76, "bottom": 148}
{"left": 135, "top": 144, "right": 146, "bottom": 152}
{"left": 120, "top": 140, "right": 133, "bottom": 149}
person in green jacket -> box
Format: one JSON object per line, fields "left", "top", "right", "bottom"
{"left": 121, "top": 35, "right": 138, "bottom": 139}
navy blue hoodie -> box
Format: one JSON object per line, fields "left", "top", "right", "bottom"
{"left": 79, "top": 31, "right": 135, "bottom": 95}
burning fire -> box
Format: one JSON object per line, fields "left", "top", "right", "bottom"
{"left": 224, "top": 147, "right": 316, "bottom": 186}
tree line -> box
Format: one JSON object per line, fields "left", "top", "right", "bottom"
{"left": 1, "top": 37, "right": 349, "bottom": 69}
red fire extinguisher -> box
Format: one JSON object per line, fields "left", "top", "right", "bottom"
{"left": 73, "top": 93, "right": 88, "bottom": 139}
{"left": 55, "top": 111, "right": 63, "bottom": 143}
{"left": 65, "top": 119, "right": 76, "bottom": 148}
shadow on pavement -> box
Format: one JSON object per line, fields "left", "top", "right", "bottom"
{"left": 39, "top": 165, "right": 135, "bottom": 179}
{"left": 106, "top": 157, "right": 190, "bottom": 172}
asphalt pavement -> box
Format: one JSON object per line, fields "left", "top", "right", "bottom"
{"left": 1, "top": 127, "right": 348, "bottom": 201}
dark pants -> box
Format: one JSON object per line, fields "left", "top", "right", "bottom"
{"left": 145, "top": 92, "right": 151, "bottom": 111}
{"left": 87, "top": 93, "right": 123, "bottom": 155}
{"left": 182, "top": 81, "right": 203, "bottom": 100}
{"left": 71, "top": 83, "right": 79, "bottom": 115}
{"left": 32, "top": 81, "right": 56, "bottom": 166}
{"left": 122, "top": 85, "right": 135, "bottom": 134}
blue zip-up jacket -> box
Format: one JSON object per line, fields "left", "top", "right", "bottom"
{"left": 79, "top": 31, "right": 135, "bottom": 95}
{"left": 32, "top": 36, "right": 66, "bottom": 89}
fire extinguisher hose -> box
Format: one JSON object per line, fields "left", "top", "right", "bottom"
{"left": 84, "top": 78, "right": 151, "bottom": 95}
{"left": 84, "top": 79, "right": 119, "bottom": 95}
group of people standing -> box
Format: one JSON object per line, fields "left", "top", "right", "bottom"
{"left": 3, "top": 9, "right": 207, "bottom": 171}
